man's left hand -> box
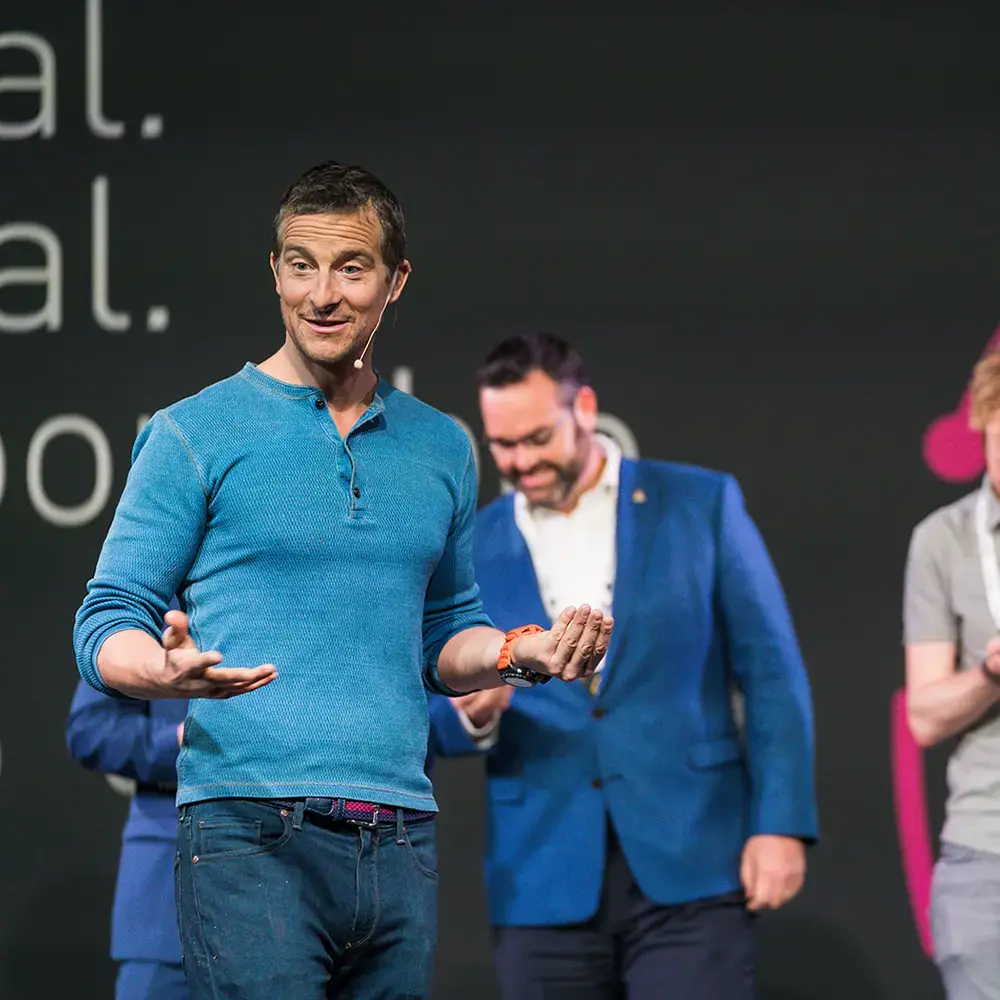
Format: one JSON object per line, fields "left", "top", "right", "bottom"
{"left": 740, "top": 834, "right": 806, "bottom": 912}
{"left": 511, "top": 605, "right": 614, "bottom": 682}
{"left": 453, "top": 686, "right": 514, "bottom": 728}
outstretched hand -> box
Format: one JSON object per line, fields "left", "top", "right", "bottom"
{"left": 155, "top": 610, "right": 277, "bottom": 699}
{"left": 511, "top": 605, "right": 614, "bottom": 682}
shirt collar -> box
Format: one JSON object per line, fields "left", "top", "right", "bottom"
{"left": 594, "top": 434, "right": 622, "bottom": 492}
{"left": 241, "top": 362, "right": 390, "bottom": 420}
{"left": 514, "top": 434, "right": 622, "bottom": 521}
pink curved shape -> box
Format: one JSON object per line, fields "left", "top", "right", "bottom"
{"left": 890, "top": 688, "right": 935, "bottom": 958}
{"left": 923, "top": 327, "right": 1000, "bottom": 483}
{"left": 923, "top": 404, "right": 983, "bottom": 483}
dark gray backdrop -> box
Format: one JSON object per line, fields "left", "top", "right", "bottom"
{"left": 2, "top": 2, "right": 998, "bottom": 997}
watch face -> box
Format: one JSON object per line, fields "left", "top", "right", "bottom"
{"left": 501, "top": 673, "right": 536, "bottom": 689}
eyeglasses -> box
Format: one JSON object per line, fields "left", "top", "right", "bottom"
{"left": 483, "top": 411, "right": 573, "bottom": 453}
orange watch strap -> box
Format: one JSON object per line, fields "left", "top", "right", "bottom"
{"left": 497, "top": 624, "right": 544, "bottom": 672}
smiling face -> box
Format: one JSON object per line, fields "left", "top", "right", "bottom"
{"left": 479, "top": 368, "right": 598, "bottom": 508}
{"left": 270, "top": 208, "right": 409, "bottom": 371}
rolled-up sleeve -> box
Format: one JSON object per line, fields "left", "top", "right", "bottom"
{"left": 421, "top": 441, "right": 494, "bottom": 696}
{"left": 73, "top": 412, "right": 209, "bottom": 695}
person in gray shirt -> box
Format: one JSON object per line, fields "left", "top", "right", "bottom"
{"left": 905, "top": 348, "right": 1000, "bottom": 999}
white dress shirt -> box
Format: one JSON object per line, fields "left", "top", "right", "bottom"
{"left": 513, "top": 434, "right": 620, "bottom": 626}
{"left": 456, "top": 436, "right": 622, "bottom": 745}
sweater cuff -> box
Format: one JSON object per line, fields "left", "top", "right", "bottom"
{"left": 80, "top": 622, "right": 153, "bottom": 699}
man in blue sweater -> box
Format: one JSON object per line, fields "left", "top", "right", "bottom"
{"left": 74, "top": 161, "right": 613, "bottom": 1000}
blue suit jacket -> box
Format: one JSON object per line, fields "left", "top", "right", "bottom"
{"left": 432, "top": 458, "right": 818, "bottom": 926}
{"left": 65, "top": 680, "right": 188, "bottom": 962}
{"left": 426, "top": 694, "right": 472, "bottom": 772}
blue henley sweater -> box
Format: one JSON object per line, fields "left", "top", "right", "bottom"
{"left": 74, "top": 364, "right": 493, "bottom": 810}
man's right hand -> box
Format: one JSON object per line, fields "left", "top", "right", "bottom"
{"left": 153, "top": 610, "right": 277, "bottom": 699}
{"left": 453, "top": 686, "right": 513, "bottom": 729}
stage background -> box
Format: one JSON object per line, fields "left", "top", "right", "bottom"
{"left": 1, "top": 3, "right": 998, "bottom": 997}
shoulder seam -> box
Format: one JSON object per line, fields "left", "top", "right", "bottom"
{"left": 161, "top": 412, "right": 210, "bottom": 500}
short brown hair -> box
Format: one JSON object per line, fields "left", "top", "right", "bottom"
{"left": 271, "top": 161, "right": 406, "bottom": 273}
{"left": 476, "top": 333, "right": 589, "bottom": 400}
{"left": 969, "top": 349, "right": 1000, "bottom": 430}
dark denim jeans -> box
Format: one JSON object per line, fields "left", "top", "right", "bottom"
{"left": 175, "top": 798, "right": 438, "bottom": 999}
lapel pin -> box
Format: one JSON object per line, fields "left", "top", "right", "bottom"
{"left": 631, "top": 488, "right": 647, "bottom": 504}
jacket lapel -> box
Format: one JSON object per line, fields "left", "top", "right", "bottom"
{"left": 480, "top": 467, "right": 659, "bottom": 697}
{"left": 598, "top": 459, "right": 657, "bottom": 697}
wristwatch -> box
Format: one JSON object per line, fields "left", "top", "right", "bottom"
{"left": 497, "top": 625, "right": 550, "bottom": 688}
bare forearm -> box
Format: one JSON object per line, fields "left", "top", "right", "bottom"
{"left": 436, "top": 606, "right": 612, "bottom": 692}
{"left": 96, "top": 629, "right": 170, "bottom": 699}
{"left": 437, "top": 627, "right": 506, "bottom": 693}
{"left": 908, "top": 667, "right": 1000, "bottom": 746}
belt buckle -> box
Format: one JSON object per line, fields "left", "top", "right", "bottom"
{"left": 346, "top": 802, "right": 381, "bottom": 829}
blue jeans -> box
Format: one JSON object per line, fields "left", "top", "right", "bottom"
{"left": 175, "top": 798, "right": 438, "bottom": 999}
{"left": 931, "top": 840, "right": 1000, "bottom": 1000}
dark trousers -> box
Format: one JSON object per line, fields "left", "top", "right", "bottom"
{"left": 175, "top": 798, "right": 438, "bottom": 999}
{"left": 493, "top": 826, "right": 756, "bottom": 1000}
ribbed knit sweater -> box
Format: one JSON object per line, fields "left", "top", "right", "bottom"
{"left": 74, "top": 364, "right": 492, "bottom": 810}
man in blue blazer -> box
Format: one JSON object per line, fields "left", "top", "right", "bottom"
{"left": 431, "top": 333, "right": 818, "bottom": 999}
{"left": 66, "top": 680, "right": 189, "bottom": 999}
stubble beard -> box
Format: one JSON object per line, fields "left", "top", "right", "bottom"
{"left": 286, "top": 315, "right": 366, "bottom": 374}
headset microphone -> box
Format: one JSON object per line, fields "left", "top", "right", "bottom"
{"left": 353, "top": 271, "right": 398, "bottom": 370}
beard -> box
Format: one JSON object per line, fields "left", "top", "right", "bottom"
{"left": 512, "top": 428, "right": 593, "bottom": 509}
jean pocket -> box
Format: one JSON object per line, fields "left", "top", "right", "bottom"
{"left": 193, "top": 805, "right": 292, "bottom": 863}
{"left": 403, "top": 821, "right": 438, "bottom": 880}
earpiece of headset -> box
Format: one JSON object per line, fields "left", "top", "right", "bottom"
{"left": 353, "top": 270, "right": 398, "bottom": 370}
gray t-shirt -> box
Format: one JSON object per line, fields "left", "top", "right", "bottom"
{"left": 904, "top": 482, "right": 1000, "bottom": 855}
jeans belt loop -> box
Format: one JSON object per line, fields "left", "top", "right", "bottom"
{"left": 291, "top": 801, "right": 305, "bottom": 831}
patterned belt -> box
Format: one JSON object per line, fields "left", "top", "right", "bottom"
{"left": 274, "top": 797, "right": 435, "bottom": 828}
{"left": 342, "top": 800, "right": 435, "bottom": 827}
